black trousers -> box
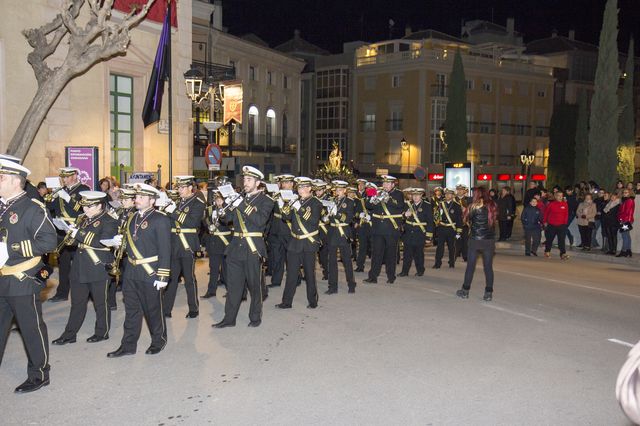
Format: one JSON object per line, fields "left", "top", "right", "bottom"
{"left": 401, "top": 241, "right": 425, "bottom": 274}
{"left": 121, "top": 279, "right": 167, "bottom": 352}
{"left": 269, "top": 236, "right": 288, "bottom": 286}
{"left": 603, "top": 225, "right": 618, "bottom": 253}
{"left": 107, "top": 277, "right": 118, "bottom": 309}
{"left": 0, "top": 294, "right": 50, "bottom": 381}
{"left": 283, "top": 250, "right": 319, "bottom": 306}
{"left": 318, "top": 232, "right": 328, "bottom": 278}
{"left": 356, "top": 225, "right": 371, "bottom": 269}
{"left": 206, "top": 253, "right": 226, "bottom": 294}
{"left": 61, "top": 279, "right": 110, "bottom": 339}
{"left": 434, "top": 227, "right": 456, "bottom": 267}
{"left": 578, "top": 225, "right": 593, "bottom": 249}
{"left": 498, "top": 220, "right": 514, "bottom": 240}
{"left": 456, "top": 225, "right": 469, "bottom": 260}
{"left": 223, "top": 254, "right": 263, "bottom": 323}
{"left": 524, "top": 229, "right": 541, "bottom": 255}
{"left": 462, "top": 239, "right": 495, "bottom": 292}
{"left": 165, "top": 254, "right": 199, "bottom": 314}
{"left": 328, "top": 244, "right": 356, "bottom": 291}
{"left": 368, "top": 234, "right": 399, "bottom": 281}
{"left": 544, "top": 224, "right": 567, "bottom": 255}
{"left": 54, "top": 246, "right": 76, "bottom": 298}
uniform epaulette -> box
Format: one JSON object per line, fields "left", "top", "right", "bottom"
{"left": 107, "top": 210, "right": 119, "bottom": 220}
{"left": 155, "top": 210, "right": 167, "bottom": 216}
{"left": 31, "top": 198, "right": 46, "bottom": 208}
{"left": 195, "top": 197, "right": 205, "bottom": 204}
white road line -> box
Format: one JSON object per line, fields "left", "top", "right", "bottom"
{"left": 495, "top": 269, "right": 640, "bottom": 300}
{"left": 608, "top": 338, "right": 636, "bottom": 348}
{"left": 482, "top": 303, "right": 546, "bottom": 323}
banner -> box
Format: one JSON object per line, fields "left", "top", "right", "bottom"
{"left": 141, "top": 4, "right": 171, "bottom": 128}
{"left": 223, "top": 83, "right": 243, "bottom": 125}
{"left": 65, "top": 147, "right": 99, "bottom": 190}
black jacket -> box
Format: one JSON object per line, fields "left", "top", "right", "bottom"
{"left": 402, "top": 200, "right": 434, "bottom": 244}
{"left": 497, "top": 194, "right": 516, "bottom": 221}
{"left": 521, "top": 205, "right": 542, "bottom": 231}
{"left": 327, "top": 196, "right": 355, "bottom": 246}
{"left": 283, "top": 196, "right": 323, "bottom": 253}
{"left": 169, "top": 194, "right": 206, "bottom": 256}
{"left": 123, "top": 208, "right": 172, "bottom": 284}
{"left": 71, "top": 209, "right": 118, "bottom": 283}
{"left": 468, "top": 205, "right": 496, "bottom": 240}
{"left": 223, "top": 192, "right": 274, "bottom": 259}
{"left": 366, "top": 188, "right": 405, "bottom": 236}
{"left": 602, "top": 203, "right": 620, "bottom": 228}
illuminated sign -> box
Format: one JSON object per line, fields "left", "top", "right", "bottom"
{"left": 476, "top": 174, "right": 493, "bottom": 181}
{"left": 451, "top": 163, "right": 464, "bottom": 168}
{"left": 497, "top": 174, "right": 511, "bottom": 181}
{"left": 531, "top": 174, "right": 547, "bottom": 181}
{"left": 514, "top": 174, "right": 526, "bottom": 181}
{"left": 444, "top": 162, "right": 473, "bottom": 190}
{"left": 428, "top": 173, "right": 444, "bottom": 181}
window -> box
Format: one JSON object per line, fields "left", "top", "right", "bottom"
{"left": 316, "top": 133, "right": 347, "bottom": 161}
{"left": 466, "top": 79, "right": 474, "bottom": 90}
{"left": 392, "top": 74, "right": 403, "bottom": 88}
{"left": 248, "top": 105, "right": 259, "bottom": 148}
{"left": 267, "top": 70, "right": 273, "bottom": 86}
{"left": 283, "top": 75, "right": 289, "bottom": 89}
{"left": 249, "top": 65, "right": 256, "bottom": 81}
{"left": 317, "top": 100, "right": 348, "bottom": 130}
{"left": 537, "top": 87, "right": 546, "bottom": 97}
{"left": 430, "top": 99, "right": 446, "bottom": 164}
{"left": 482, "top": 80, "right": 492, "bottom": 92}
{"left": 282, "top": 114, "right": 288, "bottom": 151}
{"left": 266, "top": 108, "right": 276, "bottom": 150}
{"left": 387, "top": 109, "right": 403, "bottom": 131}
{"left": 317, "top": 68, "right": 349, "bottom": 98}
{"left": 361, "top": 113, "right": 376, "bottom": 132}
{"left": 109, "top": 74, "right": 133, "bottom": 176}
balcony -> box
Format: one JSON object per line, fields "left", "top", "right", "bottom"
{"left": 467, "top": 121, "right": 496, "bottom": 134}
{"left": 386, "top": 119, "right": 403, "bottom": 132}
{"left": 190, "top": 60, "right": 236, "bottom": 82}
{"left": 500, "top": 124, "right": 532, "bottom": 136}
{"left": 430, "top": 84, "right": 448, "bottom": 97}
{"left": 535, "top": 126, "right": 550, "bottom": 137}
{"left": 360, "top": 120, "right": 376, "bottom": 132}
{"left": 232, "top": 133, "right": 296, "bottom": 154}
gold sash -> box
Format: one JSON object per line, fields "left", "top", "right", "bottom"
{"left": 125, "top": 214, "right": 154, "bottom": 276}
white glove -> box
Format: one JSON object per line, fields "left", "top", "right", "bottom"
{"left": 359, "top": 212, "right": 366, "bottom": 218}
{"left": 455, "top": 234, "right": 461, "bottom": 240}
{"left": 404, "top": 211, "right": 412, "bottom": 218}
{"left": 164, "top": 202, "right": 176, "bottom": 214}
{"left": 322, "top": 215, "right": 330, "bottom": 223}
{"left": 112, "top": 234, "right": 123, "bottom": 247}
{"left": 364, "top": 214, "right": 371, "bottom": 222}
{"left": 69, "top": 225, "right": 78, "bottom": 238}
{"left": 153, "top": 280, "right": 168, "bottom": 290}
{"left": 58, "top": 190, "right": 71, "bottom": 203}
{"left": 211, "top": 210, "right": 219, "bottom": 221}
{"left": 232, "top": 197, "right": 243, "bottom": 208}
{"left": 329, "top": 205, "right": 338, "bottom": 216}
{"left": 291, "top": 200, "right": 301, "bottom": 211}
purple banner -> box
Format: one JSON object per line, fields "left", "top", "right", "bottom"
{"left": 65, "top": 147, "right": 99, "bottom": 190}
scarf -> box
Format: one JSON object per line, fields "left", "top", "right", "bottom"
{"left": 603, "top": 198, "right": 620, "bottom": 213}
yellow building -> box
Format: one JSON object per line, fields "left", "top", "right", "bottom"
{"left": 352, "top": 29, "right": 555, "bottom": 191}
{"left": 0, "top": 0, "right": 193, "bottom": 185}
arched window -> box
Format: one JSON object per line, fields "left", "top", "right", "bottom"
{"left": 248, "top": 105, "right": 259, "bottom": 149}
{"left": 266, "top": 108, "right": 276, "bottom": 150}
{"left": 282, "top": 113, "right": 288, "bottom": 152}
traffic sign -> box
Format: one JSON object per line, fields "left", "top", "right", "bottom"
{"left": 204, "top": 144, "right": 223, "bottom": 166}
{"left": 413, "top": 166, "right": 426, "bottom": 181}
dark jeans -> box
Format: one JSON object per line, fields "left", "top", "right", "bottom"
{"left": 545, "top": 224, "right": 567, "bottom": 255}
{"left": 498, "top": 219, "right": 514, "bottom": 240}
{"left": 578, "top": 225, "right": 593, "bottom": 249}
{"left": 566, "top": 217, "right": 575, "bottom": 245}
{"left": 603, "top": 225, "right": 618, "bottom": 253}
{"left": 524, "top": 229, "right": 541, "bottom": 255}
{"left": 462, "top": 239, "right": 495, "bottom": 292}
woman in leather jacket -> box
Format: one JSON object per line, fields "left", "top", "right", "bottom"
{"left": 456, "top": 186, "right": 497, "bottom": 301}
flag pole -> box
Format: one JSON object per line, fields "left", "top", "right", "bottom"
{"left": 167, "top": 0, "right": 173, "bottom": 185}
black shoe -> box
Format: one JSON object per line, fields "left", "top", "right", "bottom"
{"left": 52, "top": 336, "right": 76, "bottom": 345}
{"left": 322, "top": 275, "right": 328, "bottom": 281}
{"left": 267, "top": 283, "right": 281, "bottom": 288}
{"left": 616, "top": 251, "right": 626, "bottom": 257}
{"left": 363, "top": 278, "right": 377, "bottom": 284}
{"left": 145, "top": 346, "right": 163, "bottom": 355}
{"left": 86, "top": 335, "right": 108, "bottom": 343}
{"left": 200, "top": 291, "right": 216, "bottom": 299}
{"left": 212, "top": 320, "right": 236, "bottom": 328}
{"left": 324, "top": 289, "right": 337, "bottom": 295}
{"left": 415, "top": 271, "right": 424, "bottom": 277}
{"left": 185, "top": 311, "right": 199, "bottom": 319}
{"left": 307, "top": 304, "right": 317, "bottom": 309}
{"left": 48, "top": 295, "right": 67, "bottom": 303}
{"left": 248, "top": 320, "right": 262, "bottom": 327}
{"left": 483, "top": 291, "right": 493, "bottom": 301}
{"left": 107, "top": 346, "right": 136, "bottom": 358}
{"left": 456, "top": 289, "right": 469, "bottom": 299}
{"left": 386, "top": 278, "right": 395, "bottom": 284}
{"left": 14, "top": 377, "right": 49, "bottom": 393}
{"left": 108, "top": 305, "right": 117, "bottom": 311}
{"left": 398, "top": 272, "right": 408, "bottom": 277}
{"left": 432, "top": 264, "right": 441, "bottom": 269}
{"left": 164, "top": 312, "right": 172, "bottom": 318}
{"left": 448, "top": 263, "right": 455, "bottom": 268}
{"left": 262, "top": 293, "right": 269, "bottom": 302}
{"left": 241, "top": 295, "right": 248, "bottom": 301}
{"left": 275, "top": 303, "right": 292, "bottom": 309}
{"left": 354, "top": 267, "right": 364, "bottom": 272}
{"left": 348, "top": 287, "right": 355, "bottom": 294}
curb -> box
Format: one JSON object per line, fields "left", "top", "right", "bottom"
{"left": 495, "top": 241, "right": 640, "bottom": 266}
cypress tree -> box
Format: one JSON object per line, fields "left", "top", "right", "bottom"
{"left": 617, "top": 38, "right": 635, "bottom": 183}
{"left": 548, "top": 104, "right": 578, "bottom": 188}
{"left": 588, "top": 0, "right": 620, "bottom": 190}
{"left": 574, "top": 90, "right": 590, "bottom": 182}
{"left": 444, "top": 49, "right": 468, "bottom": 162}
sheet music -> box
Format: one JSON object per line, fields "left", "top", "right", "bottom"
{"left": 266, "top": 183, "right": 279, "bottom": 193}
{"left": 218, "top": 184, "right": 238, "bottom": 198}
{"left": 321, "top": 200, "right": 336, "bottom": 211}
{"left": 52, "top": 218, "right": 72, "bottom": 232}
{"left": 45, "top": 177, "right": 61, "bottom": 189}
{"left": 100, "top": 238, "right": 120, "bottom": 248}
{"left": 279, "top": 189, "right": 295, "bottom": 201}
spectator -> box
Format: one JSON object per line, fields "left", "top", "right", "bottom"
{"left": 602, "top": 192, "right": 620, "bottom": 255}
{"left": 196, "top": 181, "right": 208, "bottom": 203}
{"left": 489, "top": 188, "right": 498, "bottom": 202}
{"left": 98, "top": 177, "right": 114, "bottom": 201}
{"left": 521, "top": 197, "right": 543, "bottom": 256}
{"left": 564, "top": 186, "right": 578, "bottom": 248}
{"left": 635, "top": 182, "right": 640, "bottom": 195}
{"left": 617, "top": 188, "right": 635, "bottom": 257}
{"left": 615, "top": 180, "right": 625, "bottom": 196}
{"left": 36, "top": 181, "right": 48, "bottom": 198}
{"left": 592, "top": 189, "right": 606, "bottom": 248}
{"left": 576, "top": 193, "right": 597, "bottom": 251}
{"left": 543, "top": 190, "right": 570, "bottom": 260}
{"left": 497, "top": 186, "right": 516, "bottom": 241}
{"left": 523, "top": 181, "right": 541, "bottom": 206}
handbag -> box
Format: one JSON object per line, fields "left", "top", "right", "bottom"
{"left": 621, "top": 222, "right": 633, "bottom": 232}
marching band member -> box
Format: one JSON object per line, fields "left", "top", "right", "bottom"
{"left": 354, "top": 179, "right": 371, "bottom": 272}
{"left": 213, "top": 166, "right": 274, "bottom": 328}
{"left": 0, "top": 159, "right": 57, "bottom": 393}
{"left": 267, "top": 174, "right": 295, "bottom": 289}
{"left": 107, "top": 185, "right": 137, "bottom": 310}
{"left": 201, "top": 190, "right": 232, "bottom": 299}
{"left": 326, "top": 180, "right": 356, "bottom": 294}
{"left": 455, "top": 184, "right": 472, "bottom": 262}
{"left": 276, "top": 177, "right": 322, "bottom": 309}
{"left": 163, "top": 176, "right": 206, "bottom": 319}
{"left": 433, "top": 188, "right": 463, "bottom": 269}
{"left": 107, "top": 183, "right": 171, "bottom": 357}
{"left": 313, "top": 179, "right": 330, "bottom": 280}
{"left": 364, "top": 175, "right": 404, "bottom": 284}
{"left": 52, "top": 191, "right": 118, "bottom": 346}
{"left": 398, "top": 188, "right": 434, "bottom": 277}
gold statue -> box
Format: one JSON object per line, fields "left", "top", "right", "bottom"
{"left": 328, "top": 141, "right": 342, "bottom": 172}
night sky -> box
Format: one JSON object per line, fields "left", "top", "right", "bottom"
{"left": 223, "top": 0, "right": 639, "bottom": 54}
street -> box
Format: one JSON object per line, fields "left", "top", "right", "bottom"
{"left": 1, "top": 247, "right": 639, "bottom": 425}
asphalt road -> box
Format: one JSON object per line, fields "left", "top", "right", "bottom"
{"left": 1, "top": 248, "right": 639, "bottom": 425}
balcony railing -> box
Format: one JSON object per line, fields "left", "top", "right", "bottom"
{"left": 360, "top": 120, "right": 376, "bottom": 132}
{"left": 467, "top": 121, "right": 496, "bottom": 134}
{"left": 190, "top": 60, "right": 236, "bottom": 82}
{"left": 232, "top": 133, "right": 296, "bottom": 154}
{"left": 500, "top": 124, "right": 532, "bottom": 136}
{"left": 535, "top": 126, "right": 550, "bottom": 137}
{"left": 386, "top": 119, "right": 403, "bottom": 131}
{"left": 430, "top": 84, "right": 448, "bottom": 97}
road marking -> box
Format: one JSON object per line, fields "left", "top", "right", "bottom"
{"left": 608, "top": 338, "right": 635, "bottom": 348}
{"left": 495, "top": 269, "right": 640, "bottom": 300}
{"left": 481, "top": 304, "right": 546, "bottom": 323}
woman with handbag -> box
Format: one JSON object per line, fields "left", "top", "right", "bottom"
{"left": 602, "top": 192, "right": 620, "bottom": 255}
{"left": 576, "top": 193, "right": 597, "bottom": 251}
{"left": 617, "top": 188, "right": 635, "bottom": 257}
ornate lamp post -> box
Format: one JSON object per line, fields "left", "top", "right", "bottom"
{"left": 400, "top": 137, "right": 410, "bottom": 172}
{"left": 520, "top": 149, "right": 535, "bottom": 200}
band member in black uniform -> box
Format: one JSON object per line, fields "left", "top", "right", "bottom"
{"left": 0, "top": 154, "right": 42, "bottom": 201}
{"left": 107, "top": 186, "right": 136, "bottom": 310}
{"left": 313, "top": 180, "right": 330, "bottom": 280}
{"left": 267, "top": 174, "right": 294, "bottom": 289}
{"left": 52, "top": 191, "right": 118, "bottom": 345}
{"left": 364, "top": 175, "right": 405, "bottom": 284}
{"left": 213, "top": 166, "right": 274, "bottom": 328}
{"left": 163, "top": 176, "right": 205, "bottom": 319}
{"left": 326, "top": 180, "right": 356, "bottom": 294}
{"left": 107, "top": 183, "right": 171, "bottom": 357}
{"left": 48, "top": 167, "right": 90, "bottom": 302}
{"left": 0, "top": 159, "right": 57, "bottom": 393}
{"left": 347, "top": 186, "right": 359, "bottom": 260}
{"left": 354, "top": 179, "right": 372, "bottom": 272}
{"left": 398, "top": 188, "right": 434, "bottom": 277}
{"left": 455, "top": 184, "right": 472, "bottom": 262}
{"left": 276, "top": 177, "right": 322, "bottom": 309}
{"left": 433, "top": 188, "right": 463, "bottom": 269}
{"left": 431, "top": 186, "right": 444, "bottom": 206}
{"left": 201, "top": 190, "right": 231, "bottom": 299}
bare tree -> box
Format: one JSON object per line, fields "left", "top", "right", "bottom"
{"left": 7, "top": 0, "right": 157, "bottom": 159}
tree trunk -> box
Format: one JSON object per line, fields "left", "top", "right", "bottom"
{"left": 6, "top": 71, "right": 71, "bottom": 159}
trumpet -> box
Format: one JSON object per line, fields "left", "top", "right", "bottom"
{"left": 108, "top": 235, "right": 127, "bottom": 278}
{"left": 212, "top": 192, "right": 246, "bottom": 218}
{"left": 53, "top": 215, "right": 87, "bottom": 255}
{"left": 370, "top": 190, "right": 390, "bottom": 205}
{"left": 43, "top": 187, "right": 64, "bottom": 203}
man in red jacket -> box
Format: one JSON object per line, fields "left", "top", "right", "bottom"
{"left": 543, "top": 190, "right": 570, "bottom": 259}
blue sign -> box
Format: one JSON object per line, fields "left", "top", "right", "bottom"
{"left": 205, "top": 144, "right": 222, "bottom": 166}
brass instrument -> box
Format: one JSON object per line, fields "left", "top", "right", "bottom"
{"left": 53, "top": 215, "right": 87, "bottom": 255}
{"left": 433, "top": 200, "right": 442, "bottom": 226}
{"left": 43, "top": 187, "right": 64, "bottom": 203}
{"left": 108, "top": 211, "right": 131, "bottom": 278}
{"left": 370, "top": 190, "right": 390, "bottom": 205}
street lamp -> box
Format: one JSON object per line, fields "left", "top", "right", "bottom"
{"left": 184, "top": 67, "right": 204, "bottom": 102}
{"left": 438, "top": 124, "right": 448, "bottom": 151}
{"left": 520, "top": 149, "right": 536, "bottom": 200}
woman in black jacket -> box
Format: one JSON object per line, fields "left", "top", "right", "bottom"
{"left": 456, "top": 186, "right": 497, "bottom": 301}
{"left": 602, "top": 193, "right": 621, "bottom": 255}
{"left": 497, "top": 186, "right": 516, "bottom": 241}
